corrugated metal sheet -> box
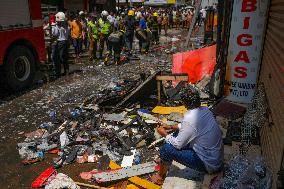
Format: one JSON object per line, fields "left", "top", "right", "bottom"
{"left": 259, "top": 0, "right": 284, "bottom": 188}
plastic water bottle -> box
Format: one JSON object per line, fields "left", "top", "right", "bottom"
{"left": 39, "top": 122, "right": 50, "bottom": 129}
{"left": 71, "top": 109, "right": 81, "bottom": 118}
{"left": 134, "top": 151, "right": 141, "bottom": 165}
{"left": 49, "top": 110, "right": 56, "bottom": 121}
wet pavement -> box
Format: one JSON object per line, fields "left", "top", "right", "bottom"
{"left": 0, "top": 28, "right": 190, "bottom": 189}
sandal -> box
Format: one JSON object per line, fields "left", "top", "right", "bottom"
{"left": 150, "top": 173, "right": 165, "bottom": 185}
{"left": 65, "top": 147, "right": 79, "bottom": 164}
{"left": 52, "top": 154, "right": 66, "bottom": 169}
{"left": 22, "top": 158, "right": 42, "bottom": 165}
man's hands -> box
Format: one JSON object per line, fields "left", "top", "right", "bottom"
{"left": 157, "top": 126, "right": 168, "bottom": 137}
{"left": 156, "top": 124, "right": 179, "bottom": 137}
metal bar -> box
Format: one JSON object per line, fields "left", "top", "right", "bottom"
{"left": 109, "top": 161, "right": 161, "bottom": 189}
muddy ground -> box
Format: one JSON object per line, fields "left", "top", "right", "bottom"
{"left": 0, "top": 29, "right": 197, "bottom": 188}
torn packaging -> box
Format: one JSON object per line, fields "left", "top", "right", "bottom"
{"left": 45, "top": 173, "right": 80, "bottom": 189}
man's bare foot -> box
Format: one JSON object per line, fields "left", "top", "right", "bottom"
{"left": 150, "top": 173, "right": 165, "bottom": 185}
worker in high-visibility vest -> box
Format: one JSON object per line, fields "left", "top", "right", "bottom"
{"left": 98, "top": 10, "right": 112, "bottom": 59}
{"left": 87, "top": 14, "right": 99, "bottom": 61}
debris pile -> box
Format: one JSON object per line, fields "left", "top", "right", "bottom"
{"left": 16, "top": 73, "right": 197, "bottom": 188}
{"left": 210, "top": 156, "right": 272, "bottom": 189}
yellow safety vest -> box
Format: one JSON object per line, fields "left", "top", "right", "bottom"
{"left": 99, "top": 18, "right": 111, "bottom": 35}
{"left": 87, "top": 21, "right": 98, "bottom": 39}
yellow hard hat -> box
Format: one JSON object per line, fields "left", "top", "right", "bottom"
{"left": 128, "top": 10, "right": 135, "bottom": 16}
{"left": 153, "top": 12, "right": 158, "bottom": 17}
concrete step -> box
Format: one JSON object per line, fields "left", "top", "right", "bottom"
{"left": 162, "top": 161, "right": 203, "bottom": 189}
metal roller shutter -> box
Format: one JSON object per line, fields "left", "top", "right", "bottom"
{"left": 64, "top": 0, "right": 85, "bottom": 12}
{"left": 259, "top": 0, "right": 284, "bottom": 188}
{"left": 0, "top": 0, "right": 31, "bottom": 28}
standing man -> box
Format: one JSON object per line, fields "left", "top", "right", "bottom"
{"left": 151, "top": 12, "right": 159, "bottom": 45}
{"left": 187, "top": 9, "right": 193, "bottom": 29}
{"left": 98, "top": 11, "right": 112, "bottom": 59}
{"left": 162, "top": 12, "right": 168, "bottom": 36}
{"left": 168, "top": 9, "right": 173, "bottom": 29}
{"left": 70, "top": 13, "right": 83, "bottom": 63}
{"left": 151, "top": 89, "right": 223, "bottom": 185}
{"left": 53, "top": 12, "right": 70, "bottom": 77}
{"left": 157, "top": 13, "right": 162, "bottom": 35}
{"left": 124, "top": 10, "right": 136, "bottom": 55}
{"left": 79, "top": 11, "right": 89, "bottom": 51}
{"left": 87, "top": 14, "right": 99, "bottom": 61}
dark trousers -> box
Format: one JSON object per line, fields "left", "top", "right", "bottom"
{"left": 72, "top": 38, "right": 82, "bottom": 56}
{"left": 152, "top": 31, "right": 159, "bottom": 43}
{"left": 109, "top": 42, "right": 122, "bottom": 63}
{"left": 89, "top": 39, "right": 97, "bottom": 60}
{"left": 51, "top": 43, "right": 58, "bottom": 67}
{"left": 160, "top": 132, "right": 206, "bottom": 173}
{"left": 158, "top": 24, "right": 162, "bottom": 35}
{"left": 57, "top": 41, "right": 69, "bottom": 76}
{"left": 83, "top": 37, "right": 89, "bottom": 50}
{"left": 125, "top": 30, "right": 134, "bottom": 51}
{"left": 99, "top": 34, "right": 110, "bottom": 57}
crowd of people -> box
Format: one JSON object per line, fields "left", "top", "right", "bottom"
{"left": 43, "top": 6, "right": 199, "bottom": 78}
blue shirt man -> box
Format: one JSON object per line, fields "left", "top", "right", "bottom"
{"left": 139, "top": 17, "right": 147, "bottom": 30}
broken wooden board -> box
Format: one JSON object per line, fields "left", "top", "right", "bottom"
{"left": 109, "top": 161, "right": 161, "bottom": 189}
{"left": 112, "top": 71, "right": 159, "bottom": 112}
{"left": 94, "top": 162, "right": 157, "bottom": 183}
{"left": 156, "top": 75, "right": 188, "bottom": 81}
{"left": 109, "top": 184, "right": 139, "bottom": 189}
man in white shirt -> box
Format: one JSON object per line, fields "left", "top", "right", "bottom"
{"left": 151, "top": 89, "right": 223, "bottom": 185}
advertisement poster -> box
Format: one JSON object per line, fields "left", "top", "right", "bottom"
{"left": 224, "top": 0, "right": 269, "bottom": 103}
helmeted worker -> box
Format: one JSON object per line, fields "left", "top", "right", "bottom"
{"left": 52, "top": 12, "right": 70, "bottom": 77}
{"left": 98, "top": 10, "right": 112, "bottom": 59}
{"left": 151, "top": 12, "right": 159, "bottom": 45}
{"left": 124, "top": 10, "right": 136, "bottom": 55}
{"left": 87, "top": 13, "right": 99, "bottom": 61}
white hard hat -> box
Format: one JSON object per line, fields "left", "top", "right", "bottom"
{"left": 55, "top": 12, "right": 65, "bottom": 22}
{"left": 101, "top": 10, "right": 109, "bottom": 16}
{"left": 79, "top": 11, "right": 84, "bottom": 15}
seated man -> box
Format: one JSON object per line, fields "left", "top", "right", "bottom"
{"left": 151, "top": 89, "right": 223, "bottom": 185}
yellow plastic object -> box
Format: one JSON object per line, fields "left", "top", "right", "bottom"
{"left": 152, "top": 106, "right": 187, "bottom": 115}
{"left": 153, "top": 12, "right": 158, "bottom": 17}
{"left": 109, "top": 161, "right": 161, "bottom": 189}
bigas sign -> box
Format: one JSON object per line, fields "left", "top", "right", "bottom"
{"left": 224, "top": 0, "right": 269, "bottom": 103}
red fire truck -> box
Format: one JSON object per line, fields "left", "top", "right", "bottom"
{"left": 0, "top": 0, "right": 46, "bottom": 91}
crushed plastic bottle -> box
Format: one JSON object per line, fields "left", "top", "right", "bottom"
{"left": 70, "top": 109, "right": 81, "bottom": 118}
{"left": 134, "top": 151, "right": 141, "bottom": 165}
{"left": 49, "top": 110, "right": 56, "bottom": 121}
{"left": 39, "top": 122, "right": 50, "bottom": 129}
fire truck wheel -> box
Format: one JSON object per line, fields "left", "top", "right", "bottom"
{"left": 4, "top": 46, "right": 36, "bottom": 91}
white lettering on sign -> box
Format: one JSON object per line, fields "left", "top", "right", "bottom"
{"left": 224, "top": 0, "right": 269, "bottom": 103}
